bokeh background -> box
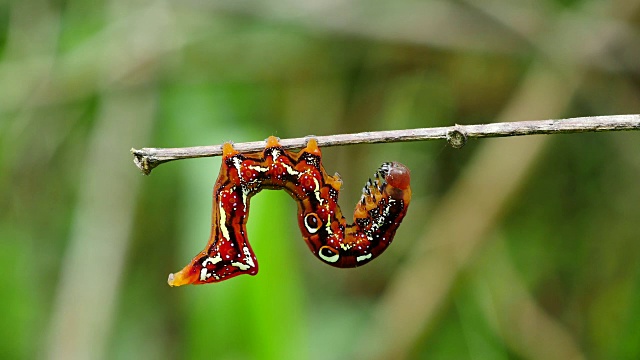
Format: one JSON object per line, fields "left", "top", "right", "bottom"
{"left": 2, "top": 0, "right": 640, "bottom": 359}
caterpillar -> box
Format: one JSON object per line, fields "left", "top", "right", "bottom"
{"left": 168, "top": 136, "right": 411, "bottom": 286}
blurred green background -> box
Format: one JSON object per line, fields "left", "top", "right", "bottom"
{"left": 1, "top": 0, "right": 640, "bottom": 359}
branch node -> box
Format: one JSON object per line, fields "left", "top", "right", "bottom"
{"left": 446, "top": 126, "right": 467, "bottom": 149}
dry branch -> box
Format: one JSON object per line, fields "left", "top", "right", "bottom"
{"left": 131, "top": 114, "right": 640, "bottom": 175}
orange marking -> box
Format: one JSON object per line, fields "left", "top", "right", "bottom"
{"left": 222, "top": 142, "right": 239, "bottom": 158}
{"left": 303, "top": 138, "right": 322, "bottom": 157}
{"left": 265, "top": 136, "right": 281, "bottom": 148}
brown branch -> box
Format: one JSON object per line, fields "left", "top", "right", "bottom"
{"left": 131, "top": 114, "right": 640, "bottom": 175}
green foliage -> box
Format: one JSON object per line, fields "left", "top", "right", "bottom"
{"left": 1, "top": 0, "right": 639, "bottom": 359}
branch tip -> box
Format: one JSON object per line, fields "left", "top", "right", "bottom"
{"left": 131, "top": 149, "right": 154, "bottom": 175}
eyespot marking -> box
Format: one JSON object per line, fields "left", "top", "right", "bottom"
{"left": 304, "top": 213, "right": 322, "bottom": 234}
{"left": 318, "top": 246, "right": 340, "bottom": 263}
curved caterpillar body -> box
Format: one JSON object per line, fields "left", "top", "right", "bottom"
{"left": 168, "top": 136, "right": 411, "bottom": 286}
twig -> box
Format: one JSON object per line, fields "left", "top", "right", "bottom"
{"left": 131, "top": 114, "right": 640, "bottom": 175}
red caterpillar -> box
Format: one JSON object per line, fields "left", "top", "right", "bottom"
{"left": 168, "top": 136, "right": 411, "bottom": 286}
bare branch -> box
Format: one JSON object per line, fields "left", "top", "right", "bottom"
{"left": 131, "top": 114, "right": 640, "bottom": 175}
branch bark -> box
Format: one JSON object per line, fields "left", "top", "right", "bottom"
{"left": 131, "top": 114, "right": 640, "bottom": 175}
